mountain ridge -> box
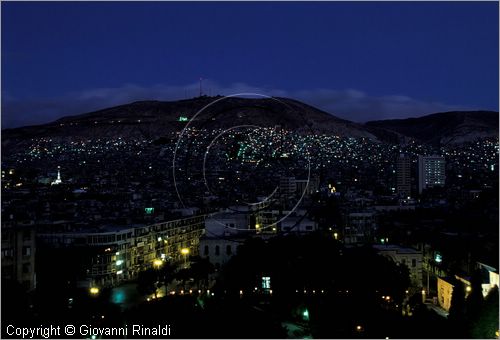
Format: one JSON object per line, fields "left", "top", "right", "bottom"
{"left": 366, "top": 110, "right": 498, "bottom": 145}
{"left": 2, "top": 97, "right": 498, "bottom": 149}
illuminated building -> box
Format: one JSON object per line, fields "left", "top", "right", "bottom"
{"left": 37, "top": 215, "right": 205, "bottom": 287}
{"left": 50, "top": 166, "right": 62, "bottom": 185}
{"left": 418, "top": 155, "right": 445, "bottom": 194}
{"left": 438, "top": 264, "right": 499, "bottom": 312}
{"left": 437, "top": 276, "right": 456, "bottom": 311}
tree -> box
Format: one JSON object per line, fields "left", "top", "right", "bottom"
{"left": 465, "top": 269, "right": 484, "bottom": 319}
{"left": 137, "top": 269, "right": 158, "bottom": 297}
{"left": 448, "top": 280, "right": 467, "bottom": 337}
{"left": 469, "top": 285, "right": 499, "bottom": 339}
{"left": 189, "top": 257, "right": 215, "bottom": 289}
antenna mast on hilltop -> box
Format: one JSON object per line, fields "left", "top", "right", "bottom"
{"left": 199, "top": 77, "right": 203, "bottom": 97}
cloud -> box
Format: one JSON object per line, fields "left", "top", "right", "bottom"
{"left": 290, "top": 88, "right": 469, "bottom": 122}
{"left": 2, "top": 81, "right": 471, "bottom": 128}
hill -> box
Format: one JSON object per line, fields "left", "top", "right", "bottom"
{"left": 365, "top": 111, "right": 499, "bottom": 145}
{"left": 2, "top": 98, "right": 497, "bottom": 150}
{"left": 1, "top": 96, "right": 379, "bottom": 149}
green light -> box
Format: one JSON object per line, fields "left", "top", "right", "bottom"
{"left": 178, "top": 116, "right": 188, "bottom": 122}
{"left": 302, "top": 308, "right": 309, "bottom": 321}
{"left": 145, "top": 207, "right": 154, "bottom": 214}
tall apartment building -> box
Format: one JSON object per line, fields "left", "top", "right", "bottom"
{"left": 418, "top": 155, "right": 446, "bottom": 194}
{"left": 343, "top": 212, "right": 377, "bottom": 244}
{"left": 1, "top": 223, "right": 36, "bottom": 291}
{"left": 396, "top": 154, "right": 412, "bottom": 198}
{"left": 37, "top": 215, "right": 205, "bottom": 288}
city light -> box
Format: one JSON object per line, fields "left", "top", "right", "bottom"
{"left": 302, "top": 308, "right": 309, "bottom": 321}
{"left": 2, "top": 55, "right": 498, "bottom": 339}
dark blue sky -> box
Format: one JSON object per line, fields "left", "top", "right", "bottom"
{"left": 2, "top": 1, "right": 499, "bottom": 127}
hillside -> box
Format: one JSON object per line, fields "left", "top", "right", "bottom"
{"left": 2, "top": 98, "right": 497, "bottom": 151}
{"left": 1, "top": 96, "right": 379, "bottom": 149}
{"left": 366, "top": 111, "right": 499, "bottom": 145}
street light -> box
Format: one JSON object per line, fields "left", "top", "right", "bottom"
{"left": 153, "top": 259, "right": 163, "bottom": 268}
{"left": 181, "top": 248, "right": 190, "bottom": 268}
{"left": 302, "top": 308, "right": 309, "bottom": 321}
{"left": 89, "top": 287, "right": 99, "bottom": 295}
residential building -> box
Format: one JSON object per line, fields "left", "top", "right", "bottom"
{"left": 1, "top": 222, "right": 36, "bottom": 291}
{"left": 396, "top": 154, "right": 412, "bottom": 198}
{"left": 373, "top": 244, "right": 423, "bottom": 287}
{"left": 37, "top": 215, "right": 205, "bottom": 288}
{"left": 418, "top": 155, "right": 446, "bottom": 194}
{"left": 344, "top": 212, "right": 377, "bottom": 244}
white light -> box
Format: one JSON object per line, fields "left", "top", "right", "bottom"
{"left": 117, "top": 270, "right": 123, "bottom": 275}
{"left": 116, "top": 260, "right": 123, "bottom": 266}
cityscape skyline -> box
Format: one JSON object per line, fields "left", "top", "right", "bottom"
{"left": 1, "top": 2, "right": 498, "bottom": 339}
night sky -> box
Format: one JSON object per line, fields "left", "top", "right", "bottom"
{"left": 2, "top": 1, "right": 499, "bottom": 128}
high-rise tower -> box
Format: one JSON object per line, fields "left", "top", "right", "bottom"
{"left": 396, "top": 154, "right": 412, "bottom": 198}
{"left": 418, "top": 155, "right": 445, "bottom": 194}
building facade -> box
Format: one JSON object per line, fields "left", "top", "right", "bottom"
{"left": 1, "top": 222, "right": 36, "bottom": 291}
{"left": 373, "top": 244, "right": 423, "bottom": 287}
{"left": 396, "top": 154, "right": 412, "bottom": 198}
{"left": 37, "top": 215, "right": 206, "bottom": 288}
{"left": 418, "top": 155, "right": 446, "bottom": 194}
{"left": 344, "top": 212, "right": 377, "bottom": 244}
